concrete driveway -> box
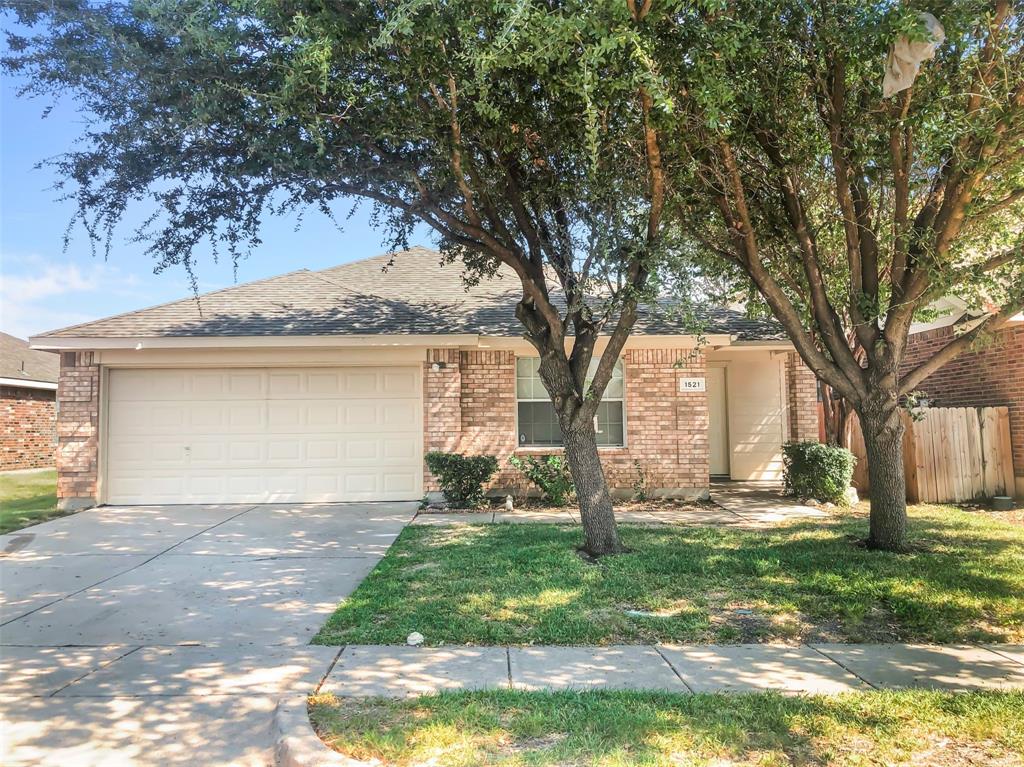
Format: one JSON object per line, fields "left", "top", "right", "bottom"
{"left": 0, "top": 502, "right": 416, "bottom": 766}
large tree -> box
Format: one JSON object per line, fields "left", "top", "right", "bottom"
{"left": 651, "top": 0, "right": 1023, "bottom": 550}
{"left": 2, "top": 0, "right": 681, "bottom": 555}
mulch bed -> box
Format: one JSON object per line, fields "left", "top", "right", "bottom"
{"left": 418, "top": 497, "right": 717, "bottom": 515}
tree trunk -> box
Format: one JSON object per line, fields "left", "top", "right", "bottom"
{"left": 562, "top": 419, "right": 624, "bottom": 556}
{"left": 859, "top": 404, "right": 908, "bottom": 552}
{"left": 821, "top": 384, "right": 851, "bottom": 447}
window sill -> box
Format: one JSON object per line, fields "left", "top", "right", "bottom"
{"left": 514, "top": 445, "right": 629, "bottom": 453}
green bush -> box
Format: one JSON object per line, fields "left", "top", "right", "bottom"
{"left": 508, "top": 454, "right": 576, "bottom": 506}
{"left": 424, "top": 451, "right": 499, "bottom": 508}
{"left": 782, "top": 441, "right": 856, "bottom": 504}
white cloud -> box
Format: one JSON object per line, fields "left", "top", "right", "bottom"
{"left": 0, "top": 254, "right": 142, "bottom": 339}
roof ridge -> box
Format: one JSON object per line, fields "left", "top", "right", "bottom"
{"left": 33, "top": 266, "right": 314, "bottom": 338}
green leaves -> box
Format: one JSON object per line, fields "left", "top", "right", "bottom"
{"left": 2, "top": 0, "right": 676, "bottom": 310}
{"left": 425, "top": 451, "right": 500, "bottom": 509}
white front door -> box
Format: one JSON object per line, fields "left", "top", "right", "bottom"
{"left": 707, "top": 366, "right": 730, "bottom": 476}
{"left": 104, "top": 366, "right": 423, "bottom": 504}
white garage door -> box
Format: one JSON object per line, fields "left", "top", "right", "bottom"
{"left": 105, "top": 367, "right": 423, "bottom": 504}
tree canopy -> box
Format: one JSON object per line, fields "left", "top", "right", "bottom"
{"left": 654, "top": 0, "right": 1022, "bottom": 394}
{"left": 3, "top": 0, "right": 685, "bottom": 554}
{"left": 5, "top": 0, "right": 1021, "bottom": 552}
{"left": 648, "top": 0, "right": 1023, "bottom": 548}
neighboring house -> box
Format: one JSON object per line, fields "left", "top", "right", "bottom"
{"left": 1, "top": 332, "right": 59, "bottom": 471}
{"left": 903, "top": 301, "right": 1024, "bottom": 499}
{"left": 30, "top": 248, "right": 819, "bottom": 510}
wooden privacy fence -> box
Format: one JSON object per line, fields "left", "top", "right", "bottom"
{"left": 846, "top": 406, "right": 1015, "bottom": 503}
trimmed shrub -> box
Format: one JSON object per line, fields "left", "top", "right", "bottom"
{"left": 424, "top": 451, "right": 498, "bottom": 508}
{"left": 508, "top": 454, "right": 575, "bottom": 506}
{"left": 782, "top": 441, "right": 856, "bottom": 504}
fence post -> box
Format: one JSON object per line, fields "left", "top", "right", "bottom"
{"left": 902, "top": 410, "right": 919, "bottom": 503}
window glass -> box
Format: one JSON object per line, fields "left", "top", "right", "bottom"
{"left": 515, "top": 357, "right": 625, "bottom": 447}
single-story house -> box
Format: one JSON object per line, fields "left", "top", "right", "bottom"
{"left": 30, "top": 247, "right": 819, "bottom": 510}
{"left": 903, "top": 299, "right": 1024, "bottom": 499}
{"left": 1, "top": 332, "right": 59, "bottom": 471}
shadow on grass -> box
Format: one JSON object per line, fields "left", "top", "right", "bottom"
{"left": 309, "top": 688, "right": 1024, "bottom": 766}
{"left": 313, "top": 506, "right": 1024, "bottom": 646}
{"left": 0, "top": 469, "right": 63, "bottom": 534}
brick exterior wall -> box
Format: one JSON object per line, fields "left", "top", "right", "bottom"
{"left": 56, "top": 351, "right": 101, "bottom": 509}
{"left": 460, "top": 350, "right": 518, "bottom": 459}
{"left": 902, "top": 323, "right": 1024, "bottom": 485}
{"left": 785, "top": 353, "right": 820, "bottom": 442}
{"left": 424, "top": 347, "right": 710, "bottom": 498}
{"left": 423, "top": 348, "right": 463, "bottom": 492}
{"left": 1, "top": 385, "right": 56, "bottom": 470}
{"left": 57, "top": 344, "right": 816, "bottom": 504}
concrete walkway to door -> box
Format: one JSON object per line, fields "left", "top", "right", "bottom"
{"left": 711, "top": 480, "right": 828, "bottom": 525}
{"left": 0, "top": 501, "right": 417, "bottom": 767}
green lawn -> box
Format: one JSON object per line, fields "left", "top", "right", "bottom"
{"left": 313, "top": 505, "right": 1024, "bottom": 645}
{"left": 309, "top": 689, "right": 1024, "bottom": 767}
{"left": 0, "top": 469, "right": 66, "bottom": 534}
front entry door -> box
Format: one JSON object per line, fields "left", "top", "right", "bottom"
{"left": 707, "top": 366, "right": 730, "bottom": 476}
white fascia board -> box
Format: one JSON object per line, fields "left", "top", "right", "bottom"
{"left": 0, "top": 377, "right": 58, "bottom": 390}
{"left": 29, "top": 334, "right": 480, "bottom": 351}
{"left": 909, "top": 312, "right": 969, "bottom": 334}
{"left": 947, "top": 311, "right": 1024, "bottom": 336}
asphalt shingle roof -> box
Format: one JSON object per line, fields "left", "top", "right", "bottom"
{"left": 35, "top": 247, "right": 787, "bottom": 342}
{"left": 1, "top": 332, "right": 59, "bottom": 383}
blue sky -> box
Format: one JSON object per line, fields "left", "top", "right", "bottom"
{"left": 1, "top": 60, "right": 432, "bottom": 340}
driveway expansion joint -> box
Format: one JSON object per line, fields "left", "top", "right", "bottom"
{"left": 315, "top": 646, "right": 348, "bottom": 694}
{"left": 0, "top": 504, "right": 261, "bottom": 627}
{"left": 47, "top": 645, "right": 144, "bottom": 698}
{"left": 1, "top": 501, "right": 418, "bottom": 765}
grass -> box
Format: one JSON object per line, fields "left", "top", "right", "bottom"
{"left": 313, "top": 504, "right": 1024, "bottom": 645}
{"left": 309, "top": 688, "right": 1024, "bottom": 767}
{"left": 0, "top": 469, "right": 65, "bottom": 534}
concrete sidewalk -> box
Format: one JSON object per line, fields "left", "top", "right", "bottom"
{"left": 317, "top": 643, "right": 1024, "bottom": 698}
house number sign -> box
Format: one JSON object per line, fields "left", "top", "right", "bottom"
{"left": 678, "top": 377, "right": 706, "bottom": 392}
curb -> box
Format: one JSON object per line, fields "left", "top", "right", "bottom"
{"left": 273, "top": 695, "right": 374, "bottom": 767}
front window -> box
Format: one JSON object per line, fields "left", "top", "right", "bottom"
{"left": 515, "top": 357, "right": 625, "bottom": 447}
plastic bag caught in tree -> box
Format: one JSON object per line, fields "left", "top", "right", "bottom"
{"left": 883, "top": 12, "right": 945, "bottom": 98}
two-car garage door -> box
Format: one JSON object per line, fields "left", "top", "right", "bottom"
{"left": 104, "top": 367, "right": 423, "bottom": 505}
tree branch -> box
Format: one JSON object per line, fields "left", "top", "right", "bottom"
{"left": 900, "top": 296, "right": 1024, "bottom": 396}
{"left": 972, "top": 187, "right": 1024, "bottom": 220}
{"left": 889, "top": 89, "right": 913, "bottom": 292}
{"left": 711, "top": 142, "right": 864, "bottom": 401}
{"left": 640, "top": 89, "right": 665, "bottom": 243}
{"left": 753, "top": 128, "right": 865, "bottom": 379}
